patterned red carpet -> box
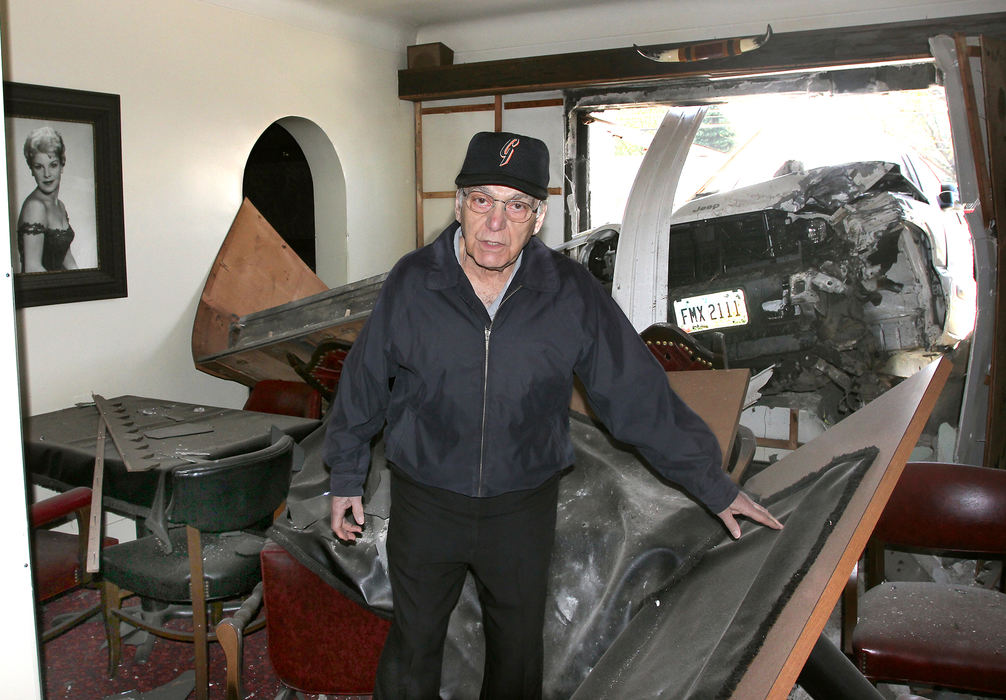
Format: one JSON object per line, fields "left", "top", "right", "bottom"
{"left": 40, "top": 588, "right": 369, "bottom": 699}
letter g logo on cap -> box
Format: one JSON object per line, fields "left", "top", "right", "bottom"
{"left": 499, "top": 138, "right": 520, "bottom": 166}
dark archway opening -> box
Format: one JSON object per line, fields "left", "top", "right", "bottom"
{"left": 243, "top": 123, "right": 316, "bottom": 270}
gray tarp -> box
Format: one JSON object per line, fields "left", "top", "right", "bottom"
{"left": 268, "top": 413, "right": 875, "bottom": 699}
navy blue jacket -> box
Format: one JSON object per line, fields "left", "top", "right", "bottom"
{"left": 323, "top": 223, "right": 739, "bottom": 512}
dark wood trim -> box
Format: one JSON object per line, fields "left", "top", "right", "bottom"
{"left": 399, "top": 12, "right": 1006, "bottom": 101}
{"left": 504, "top": 98, "right": 564, "bottom": 110}
{"left": 421, "top": 98, "right": 564, "bottom": 116}
{"left": 956, "top": 35, "right": 994, "bottom": 230}
{"left": 421, "top": 103, "right": 494, "bottom": 115}
{"left": 981, "top": 36, "right": 1006, "bottom": 468}
{"left": 414, "top": 102, "right": 424, "bottom": 248}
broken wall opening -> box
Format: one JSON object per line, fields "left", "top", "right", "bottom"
{"left": 568, "top": 62, "right": 953, "bottom": 231}
{"left": 565, "top": 61, "right": 976, "bottom": 467}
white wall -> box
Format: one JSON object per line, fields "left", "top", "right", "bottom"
{"left": 4, "top": 0, "right": 417, "bottom": 416}
{"left": 0, "top": 77, "right": 42, "bottom": 697}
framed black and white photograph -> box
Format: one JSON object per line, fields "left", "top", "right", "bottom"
{"left": 4, "top": 82, "right": 126, "bottom": 307}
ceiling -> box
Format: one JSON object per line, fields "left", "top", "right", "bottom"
{"left": 313, "top": 0, "right": 620, "bottom": 29}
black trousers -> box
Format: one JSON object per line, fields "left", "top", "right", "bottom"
{"left": 375, "top": 469, "right": 560, "bottom": 700}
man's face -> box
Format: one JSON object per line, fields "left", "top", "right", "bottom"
{"left": 456, "top": 184, "right": 546, "bottom": 273}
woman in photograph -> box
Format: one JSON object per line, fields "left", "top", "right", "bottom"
{"left": 16, "top": 126, "right": 77, "bottom": 272}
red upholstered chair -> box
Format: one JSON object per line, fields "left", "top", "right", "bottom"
{"left": 640, "top": 322, "right": 727, "bottom": 371}
{"left": 31, "top": 486, "right": 117, "bottom": 641}
{"left": 287, "top": 340, "right": 352, "bottom": 402}
{"left": 640, "top": 322, "right": 754, "bottom": 478}
{"left": 218, "top": 540, "right": 390, "bottom": 699}
{"left": 244, "top": 379, "right": 323, "bottom": 419}
{"left": 842, "top": 461, "right": 1006, "bottom": 696}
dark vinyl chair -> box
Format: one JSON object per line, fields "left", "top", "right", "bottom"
{"left": 243, "top": 379, "right": 323, "bottom": 419}
{"left": 218, "top": 540, "right": 391, "bottom": 700}
{"left": 100, "top": 434, "right": 295, "bottom": 700}
{"left": 842, "top": 461, "right": 1006, "bottom": 696}
{"left": 31, "top": 486, "right": 117, "bottom": 641}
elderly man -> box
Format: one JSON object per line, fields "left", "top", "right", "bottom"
{"left": 324, "top": 131, "right": 781, "bottom": 699}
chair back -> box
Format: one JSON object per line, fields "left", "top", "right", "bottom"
{"left": 167, "top": 434, "right": 295, "bottom": 533}
{"left": 288, "top": 340, "right": 352, "bottom": 401}
{"left": 640, "top": 322, "right": 726, "bottom": 371}
{"left": 244, "top": 380, "right": 322, "bottom": 419}
{"left": 873, "top": 461, "right": 1006, "bottom": 558}
{"left": 847, "top": 461, "right": 1006, "bottom": 693}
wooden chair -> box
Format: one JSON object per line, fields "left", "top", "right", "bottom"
{"left": 31, "top": 486, "right": 117, "bottom": 641}
{"left": 842, "top": 461, "right": 1006, "bottom": 696}
{"left": 100, "top": 434, "right": 295, "bottom": 700}
{"left": 218, "top": 540, "right": 391, "bottom": 699}
{"left": 243, "top": 379, "right": 323, "bottom": 419}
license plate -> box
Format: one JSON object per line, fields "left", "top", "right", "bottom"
{"left": 673, "top": 289, "right": 749, "bottom": 333}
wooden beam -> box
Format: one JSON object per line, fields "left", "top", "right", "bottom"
{"left": 399, "top": 13, "right": 1006, "bottom": 101}
{"left": 981, "top": 36, "right": 1006, "bottom": 468}
{"left": 414, "top": 102, "right": 424, "bottom": 249}
{"left": 955, "top": 34, "right": 994, "bottom": 230}
{"left": 421, "top": 98, "right": 564, "bottom": 115}
{"left": 735, "top": 357, "right": 951, "bottom": 699}
{"left": 504, "top": 98, "right": 564, "bottom": 110}
{"left": 421, "top": 103, "right": 494, "bottom": 115}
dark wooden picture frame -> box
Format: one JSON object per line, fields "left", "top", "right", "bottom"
{"left": 4, "top": 82, "right": 126, "bottom": 307}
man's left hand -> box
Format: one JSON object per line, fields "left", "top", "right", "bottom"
{"left": 716, "top": 491, "right": 783, "bottom": 539}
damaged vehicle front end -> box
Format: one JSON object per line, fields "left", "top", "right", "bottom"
{"left": 569, "top": 147, "right": 975, "bottom": 424}
{"left": 665, "top": 159, "right": 975, "bottom": 420}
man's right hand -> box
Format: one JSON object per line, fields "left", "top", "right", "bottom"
{"left": 331, "top": 495, "right": 365, "bottom": 541}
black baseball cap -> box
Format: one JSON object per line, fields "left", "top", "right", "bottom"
{"left": 455, "top": 131, "right": 549, "bottom": 200}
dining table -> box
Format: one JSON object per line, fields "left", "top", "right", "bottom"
{"left": 25, "top": 394, "right": 322, "bottom": 533}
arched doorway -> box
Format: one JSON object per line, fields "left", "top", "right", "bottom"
{"left": 243, "top": 117, "right": 347, "bottom": 287}
{"left": 243, "top": 123, "right": 316, "bottom": 269}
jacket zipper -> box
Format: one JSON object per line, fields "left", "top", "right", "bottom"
{"left": 477, "top": 284, "right": 523, "bottom": 496}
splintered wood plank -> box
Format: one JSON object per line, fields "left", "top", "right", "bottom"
{"left": 192, "top": 198, "right": 328, "bottom": 361}
{"left": 93, "top": 394, "right": 162, "bottom": 473}
{"left": 85, "top": 417, "right": 107, "bottom": 574}
{"left": 730, "top": 356, "right": 951, "bottom": 699}
{"left": 570, "top": 368, "right": 750, "bottom": 472}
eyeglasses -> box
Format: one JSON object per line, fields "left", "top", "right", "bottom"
{"left": 463, "top": 189, "right": 540, "bottom": 223}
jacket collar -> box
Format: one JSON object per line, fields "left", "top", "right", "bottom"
{"left": 425, "top": 221, "right": 560, "bottom": 294}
